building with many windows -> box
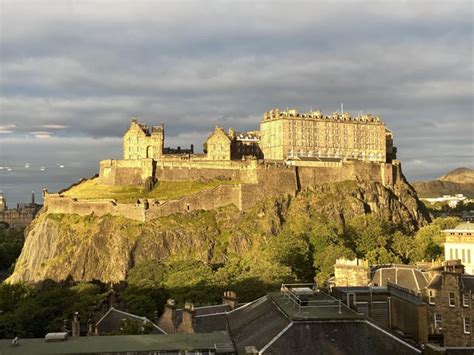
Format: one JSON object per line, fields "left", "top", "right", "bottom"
{"left": 444, "top": 222, "right": 474, "bottom": 274}
{"left": 259, "top": 108, "right": 395, "bottom": 163}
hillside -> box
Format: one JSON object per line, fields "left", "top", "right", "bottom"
{"left": 8, "top": 177, "right": 429, "bottom": 284}
{"left": 412, "top": 167, "right": 474, "bottom": 198}
{"left": 439, "top": 167, "right": 474, "bottom": 184}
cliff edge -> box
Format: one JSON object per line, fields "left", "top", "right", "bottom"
{"left": 8, "top": 175, "right": 429, "bottom": 284}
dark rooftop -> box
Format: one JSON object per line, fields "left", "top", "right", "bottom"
{"left": 0, "top": 332, "right": 234, "bottom": 355}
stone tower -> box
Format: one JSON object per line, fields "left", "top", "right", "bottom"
{"left": 123, "top": 118, "right": 164, "bottom": 160}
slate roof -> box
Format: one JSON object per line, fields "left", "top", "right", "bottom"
{"left": 370, "top": 267, "right": 429, "bottom": 293}
{"left": 0, "top": 332, "right": 235, "bottom": 354}
{"left": 95, "top": 307, "right": 165, "bottom": 335}
{"left": 426, "top": 274, "right": 442, "bottom": 291}
{"left": 263, "top": 321, "right": 420, "bottom": 355}
{"left": 461, "top": 275, "right": 474, "bottom": 292}
{"left": 226, "top": 296, "right": 290, "bottom": 354}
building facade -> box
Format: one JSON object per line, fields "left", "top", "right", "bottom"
{"left": 123, "top": 118, "right": 164, "bottom": 160}
{"left": 444, "top": 222, "right": 474, "bottom": 274}
{"left": 259, "top": 108, "right": 394, "bottom": 162}
{"left": 122, "top": 107, "right": 395, "bottom": 164}
{"left": 424, "top": 261, "right": 474, "bottom": 347}
{"left": 0, "top": 193, "right": 42, "bottom": 230}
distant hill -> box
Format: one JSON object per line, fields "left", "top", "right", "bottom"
{"left": 412, "top": 167, "right": 474, "bottom": 198}
{"left": 439, "top": 167, "right": 474, "bottom": 184}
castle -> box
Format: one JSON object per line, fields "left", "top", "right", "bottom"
{"left": 119, "top": 108, "right": 394, "bottom": 165}
{"left": 0, "top": 193, "right": 42, "bottom": 230}
{"left": 44, "top": 108, "right": 403, "bottom": 221}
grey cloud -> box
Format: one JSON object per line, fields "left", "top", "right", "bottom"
{"left": 0, "top": 0, "right": 473, "bottom": 203}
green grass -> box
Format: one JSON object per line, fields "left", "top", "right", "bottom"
{"left": 62, "top": 178, "right": 237, "bottom": 203}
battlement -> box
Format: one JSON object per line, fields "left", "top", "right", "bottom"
{"left": 262, "top": 108, "right": 384, "bottom": 124}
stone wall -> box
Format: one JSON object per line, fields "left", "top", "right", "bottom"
{"left": 45, "top": 195, "right": 146, "bottom": 221}
{"left": 44, "top": 184, "right": 242, "bottom": 222}
{"left": 334, "top": 258, "right": 370, "bottom": 287}
{"left": 145, "top": 184, "right": 242, "bottom": 219}
{"left": 388, "top": 285, "right": 428, "bottom": 343}
{"left": 297, "top": 160, "right": 392, "bottom": 189}
{"left": 99, "top": 159, "right": 154, "bottom": 186}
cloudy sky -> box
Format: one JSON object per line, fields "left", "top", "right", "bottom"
{"left": 0, "top": 0, "right": 473, "bottom": 204}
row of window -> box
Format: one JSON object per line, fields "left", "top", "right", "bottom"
{"left": 428, "top": 291, "right": 470, "bottom": 307}
{"left": 434, "top": 314, "right": 471, "bottom": 334}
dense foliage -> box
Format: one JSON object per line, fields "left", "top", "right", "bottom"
{"left": 0, "top": 225, "right": 24, "bottom": 272}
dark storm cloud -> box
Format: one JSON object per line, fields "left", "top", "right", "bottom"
{"left": 0, "top": 0, "right": 473, "bottom": 202}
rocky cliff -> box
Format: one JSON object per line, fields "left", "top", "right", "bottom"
{"left": 8, "top": 176, "right": 429, "bottom": 284}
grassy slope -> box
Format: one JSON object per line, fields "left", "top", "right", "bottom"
{"left": 62, "top": 178, "right": 238, "bottom": 203}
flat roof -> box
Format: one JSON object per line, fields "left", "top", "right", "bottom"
{"left": 268, "top": 292, "right": 365, "bottom": 321}
{"left": 0, "top": 331, "right": 234, "bottom": 355}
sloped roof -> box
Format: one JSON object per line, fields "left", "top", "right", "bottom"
{"left": 461, "top": 275, "right": 474, "bottom": 292}
{"left": 262, "top": 321, "right": 420, "bottom": 355}
{"left": 426, "top": 274, "right": 442, "bottom": 291}
{"left": 96, "top": 307, "right": 165, "bottom": 334}
{"left": 226, "top": 296, "right": 290, "bottom": 353}
{"left": 370, "top": 267, "right": 429, "bottom": 293}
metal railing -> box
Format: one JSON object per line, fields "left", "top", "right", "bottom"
{"left": 280, "top": 283, "right": 347, "bottom": 315}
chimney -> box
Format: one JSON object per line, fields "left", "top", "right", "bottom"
{"left": 87, "top": 319, "right": 94, "bottom": 336}
{"left": 160, "top": 299, "right": 177, "bottom": 333}
{"left": 223, "top": 291, "right": 239, "bottom": 310}
{"left": 190, "top": 144, "right": 194, "bottom": 154}
{"left": 71, "top": 312, "right": 80, "bottom": 337}
{"left": 181, "top": 302, "right": 196, "bottom": 333}
{"left": 31, "top": 191, "right": 35, "bottom": 205}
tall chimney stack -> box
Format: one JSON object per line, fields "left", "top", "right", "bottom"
{"left": 71, "top": 312, "right": 80, "bottom": 337}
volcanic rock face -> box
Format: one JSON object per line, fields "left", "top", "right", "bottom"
{"left": 8, "top": 177, "right": 429, "bottom": 284}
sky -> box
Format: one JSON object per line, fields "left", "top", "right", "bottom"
{"left": 0, "top": 0, "right": 473, "bottom": 204}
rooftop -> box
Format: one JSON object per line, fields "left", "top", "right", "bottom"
{"left": 0, "top": 332, "right": 234, "bottom": 355}
{"left": 268, "top": 285, "right": 364, "bottom": 321}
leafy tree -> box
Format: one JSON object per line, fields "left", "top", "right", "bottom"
{"left": 412, "top": 225, "right": 444, "bottom": 261}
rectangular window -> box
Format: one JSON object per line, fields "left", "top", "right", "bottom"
{"left": 450, "top": 248, "right": 453, "bottom": 260}
{"left": 463, "top": 293, "right": 470, "bottom": 307}
{"left": 428, "top": 290, "right": 435, "bottom": 305}
{"left": 468, "top": 249, "right": 472, "bottom": 264}
{"left": 435, "top": 314, "right": 442, "bottom": 330}
{"left": 464, "top": 317, "right": 471, "bottom": 334}
{"left": 449, "top": 292, "right": 456, "bottom": 307}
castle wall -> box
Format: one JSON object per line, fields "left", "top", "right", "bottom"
{"left": 145, "top": 184, "right": 242, "bottom": 219}
{"left": 45, "top": 195, "right": 146, "bottom": 221}
{"left": 297, "top": 160, "right": 394, "bottom": 189}
{"left": 44, "top": 184, "right": 242, "bottom": 222}
{"left": 154, "top": 159, "right": 259, "bottom": 184}
{"left": 99, "top": 159, "right": 154, "bottom": 186}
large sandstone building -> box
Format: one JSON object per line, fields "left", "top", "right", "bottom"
{"left": 120, "top": 108, "right": 395, "bottom": 165}
{"left": 260, "top": 109, "right": 395, "bottom": 162}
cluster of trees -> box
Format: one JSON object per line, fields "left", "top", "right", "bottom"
{"left": 0, "top": 224, "right": 24, "bottom": 271}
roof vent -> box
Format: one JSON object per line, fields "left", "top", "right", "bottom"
{"left": 45, "top": 332, "right": 68, "bottom": 342}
